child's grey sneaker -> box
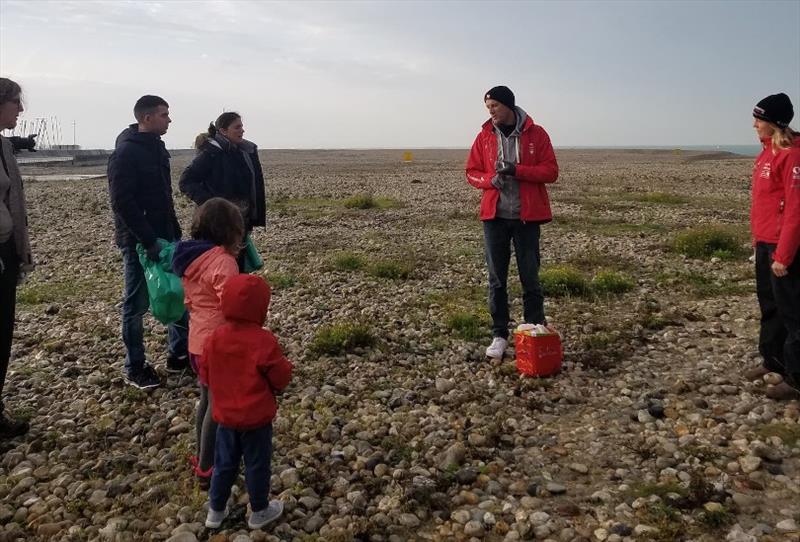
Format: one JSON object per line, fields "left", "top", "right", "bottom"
{"left": 248, "top": 500, "right": 284, "bottom": 529}
{"left": 205, "top": 506, "right": 229, "bottom": 529}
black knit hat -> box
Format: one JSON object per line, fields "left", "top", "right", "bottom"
{"left": 485, "top": 86, "right": 515, "bottom": 111}
{"left": 753, "top": 93, "right": 794, "bottom": 127}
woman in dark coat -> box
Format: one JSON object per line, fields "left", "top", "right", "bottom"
{"left": 0, "top": 77, "right": 34, "bottom": 439}
{"left": 180, "top": 112, "right": 266, "bottom": 268}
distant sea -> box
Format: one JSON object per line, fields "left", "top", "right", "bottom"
{"left": 559, "top": 145, "right": 762, "bottom": 157}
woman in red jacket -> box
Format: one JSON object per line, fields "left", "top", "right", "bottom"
{"left": 745, "top": 93, "right": 800, "bottom": 400}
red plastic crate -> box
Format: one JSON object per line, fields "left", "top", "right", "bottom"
{"left": 514, "top": 331, "right": 563, "bottom": 377}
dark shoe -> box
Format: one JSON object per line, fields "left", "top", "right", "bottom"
{"left": 766, "top": 382, "right": 800, "bottom": 401}
{"left": 744, "top": 364, "right": 772, "bottom": 382}
{"left": 0, "top": 413, "right": 29, "bottom": 439}
{"left": 126, "top": 365, "right": 161, "bottom": 389}
{"left": 166, "top": 353, "right": 189, "bottom": 374}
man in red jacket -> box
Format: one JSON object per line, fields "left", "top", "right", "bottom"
{"left": 466, "top": 86, "right": 559, "bottom": 359}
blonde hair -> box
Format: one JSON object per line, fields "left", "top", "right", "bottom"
{"left": 771, "top": 124, "right": 796, "bottom": 150}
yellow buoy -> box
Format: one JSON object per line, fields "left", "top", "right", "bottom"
{"left": 403, "top": 151, "right": 413, "bottom": 162}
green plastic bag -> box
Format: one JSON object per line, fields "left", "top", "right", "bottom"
{"left": 243, "top": 234, "right": 263, "bottom": 273}
{"left": 136, "top": 239, "right": 186, "bottom": 324}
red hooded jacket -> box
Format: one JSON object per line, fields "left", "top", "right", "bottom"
{"left": 200, "top": 274, "right": 293, "bottom": 430}
{"left": 465, "top": 116, "right": 558, "bottom": 221}
{"left": 751, "top": 133, "right": 800, "bottom": 266}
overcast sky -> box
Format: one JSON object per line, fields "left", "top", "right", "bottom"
{"left": 1, "top": 0, "right": 799, "bottom": 149}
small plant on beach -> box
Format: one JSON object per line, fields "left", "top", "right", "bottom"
{"left": 266, "top": 271, "right": 295, "bottom": 289}
{"left": 539, "top": 265, "right": 589, "bottom": 297}
{"left": 756, "top": 422, "right": 800, "bottom": 447}
{"left": 310, "top": 323, "right": 376, "bottom": 356}
{"left": 446, "top": 312, "right": 487, "bottom": 342}
{"left": 591, "top": 270, "right": 635, "bottom": 295}
{"left": 343, "top": 194, "right": 378, "bottom": 209}
{"left": 671, "top": 226, "right": 744, "bottom": 259}
{"left": 330, "top": 251, "right": 366, "bottom": 271}
{"left": 625, "top": 191, "right": 689, "bottom": 205}
{"left": 369, "top": 260, "right": 413, "bottom": 280}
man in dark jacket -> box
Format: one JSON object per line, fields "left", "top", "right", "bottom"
{"left": 107, "top": 95, "right": 189, "bottom": 389}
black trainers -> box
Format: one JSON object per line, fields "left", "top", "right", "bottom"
{"left": 126, "top": 364, "right": 161, "bottom": 389}
{"left": 0, "top": 412, "right": 30, "bottom": 439}
{"left": 166, "top": 353, "right": 190, "bottom": 374}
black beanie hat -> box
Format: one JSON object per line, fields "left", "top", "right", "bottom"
{"left": 485, "top": 86, "right": 515, "bottom": 111}
{"left": 753, "top": 93, "right": 794, "bottom": 127}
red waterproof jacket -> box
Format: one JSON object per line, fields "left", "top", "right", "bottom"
{"left": 200, "top": 274, "right": 293, "bottom": 430}
{"left": 751, "top": 134, "right": 800, "bottom": 266}
{"left": 465, "top": 116, "right": 558, "bottom": 221}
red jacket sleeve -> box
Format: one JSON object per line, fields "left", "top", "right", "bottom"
{"left": 515, "top": 126, "right": 559, "bottom": 184}
{"left": 466, "top": 132, "right": 495, "bottom": 190}
{"left": 258, "top": 333, "right": 293, "bottom": 392}
{"left": 774, "top": 150, "right": 800, "bottom": 266}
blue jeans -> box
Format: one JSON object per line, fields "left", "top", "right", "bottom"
{"left": 120, "top": 246, "right": 188, "bottom": 375}
{"left": 483, "top": 219, "right": 545, "bottom": 339}
{"left": 210, "top": 423, "right": 273, "bottom": 512}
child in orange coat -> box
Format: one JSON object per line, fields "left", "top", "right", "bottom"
{"left": 173, "top": 198, "right": 243, "bottom": 488}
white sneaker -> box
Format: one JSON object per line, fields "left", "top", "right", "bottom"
{"left": 205, "top": 506, "right": 229, "bottom": 529}
{"left": 248, "top": 499, "right": 284, "bottom": 529}
{"left": 485, "top": 337, "right": 508, "bottom": 359}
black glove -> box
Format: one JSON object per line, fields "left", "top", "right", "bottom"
{"left": 9, "top": 134, "right": 37, "bottom": 154}
{"left": 495, "top": 160, "right": 516, "bottom": 176}
{"left": 144, "top": 242, "right": 162, "bottom": 263}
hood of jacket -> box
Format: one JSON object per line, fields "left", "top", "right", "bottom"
{"left": 115, "top": 123, "right": 167, "bottom": 151}
{"left": 481, "top": 106, "right": 531, "bottom": 135}
{"left": 221, "top": 273, "right": 271, "bottom": 325}
{"left": 172, "top": 240, "right": 216, "bottom": 277}
{"left": 200, "top": 134, "right": 257, "bottom": 155}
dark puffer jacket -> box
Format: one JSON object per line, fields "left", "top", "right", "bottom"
{"left": 107, "top": 125, "right": 182, "bottom": 248}
{"left": 179, "top": 136, "right": 266, "bottom": 229}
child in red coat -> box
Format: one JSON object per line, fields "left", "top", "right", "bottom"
{"left": 200, "top": 274, "right": 293, "bottom": 529}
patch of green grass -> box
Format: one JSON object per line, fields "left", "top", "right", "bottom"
{"left": 568, "top": 249, "right": 627, "bottom": 271}
{"left": 123, "top": 386, "right": 148, "bottom": 402}
{"left": 381, "top": 435, "right": 413, "bottom": 464}
{"left": 756, "top": 422, "right": 800, "bottom": 447}
{"left": 682, "top": 445, "right": 721, "bottom": 462}
{"left": 657, "top": 270, "right": 750, "bottom": 298}
{"left": 310, "top": 323, "right": 376, "bottom": 356}
{"left": 539, "top": 265, "right": 590, "bottom": 297}
{"left": 627, "top": 481, "right": 688, "bottom": 500}
{"left": 330, "top": 251, "right": 366, "bottom": 271}
{"left": 623, "top": 191, "right": 689, "bottom": 205}
{"left": 17, "top": 280, "right": 87, "bottom": 305}
{"left": 636, "top": 502, "right": 684, "bottom": 542}
{"left": 446, "top": 312, "right": 488, "bottom": 342}
{"left": 582, "top": 332, "right": 615, "bottom": 351}
{"left": 341, "top": 194, "right": 403, "bottom": 209}
{"left": 266, "top": 271, "right": 295, "bottom": 289}
{"left": 671, "top": 226, "right": 746, "bottom": 259}
{"left": 591, "top": 270, "right": 635, "bottom": 295}
{"left": 698, "top": 505, "right": 734, "bottom": 529}
{"left": 557, "top": 215, "right": 668, "bottom": 236}
{"left": 368, "top": 260, "right": 413, "bottom": 280}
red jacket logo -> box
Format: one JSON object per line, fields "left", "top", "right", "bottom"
{"left": 760, "top": 163, "right": 771, "bottom": 179}
{"left": 528, "top": 142, "right": 535, "bottom": 156}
